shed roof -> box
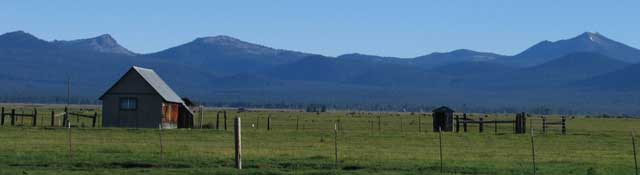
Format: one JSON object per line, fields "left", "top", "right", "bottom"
{"left": 99, "top": 66, "right": 185, "bottom": 104}
{"left": 432, "top": 106, "right": 454, "bottom": 113}
{"left": 132, "top": 66, "right": 185, "bottom": 103}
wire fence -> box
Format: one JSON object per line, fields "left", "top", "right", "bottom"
{"left": 0, "top": 106, "right": 638, "bottom": 174}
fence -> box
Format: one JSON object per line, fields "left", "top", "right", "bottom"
{"left": 454, "top": 112, "right": 528, "bottom": 134}
{"left": 0, "top": 106, "right": 100, "bottom": 128}
{"left": 0, "top": 107, "right": 628, "bottom": 174}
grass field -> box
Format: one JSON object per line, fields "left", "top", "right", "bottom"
{"left": 0, "top": 105, "right": 639, "bottom": 174}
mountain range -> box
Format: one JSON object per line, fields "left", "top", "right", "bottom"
{"left": 1, "top": 30, "right": 640, "bottom": 114}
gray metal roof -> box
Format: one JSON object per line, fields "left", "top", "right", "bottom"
{"left": 132, "top": 66, "right": 185, "bottom": 104}
{"left": 432, "top": 106, "right": 454, "bottom": 113}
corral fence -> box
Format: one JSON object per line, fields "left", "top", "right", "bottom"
{"left": 0, "top": 106, "right": 99, "bottom": 128}
{"left": 454, "top": 112, "right": 529, "bottom": 134}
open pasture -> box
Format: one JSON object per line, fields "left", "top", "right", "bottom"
{"left": 0, "top": 105, "right": 638, "bottom": 174}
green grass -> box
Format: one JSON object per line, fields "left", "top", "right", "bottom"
{"left": 0, "top": 105, "right": 638, "bottom": 174}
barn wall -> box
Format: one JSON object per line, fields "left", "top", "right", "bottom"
{"left": 102, "top": 94, "right": 162, "bottom": 128}
{"left": 101, "top": 70, "right": 164, "bottom": 128}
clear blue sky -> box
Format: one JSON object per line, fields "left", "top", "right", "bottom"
{"left": 1, "top": 0, "right": 639, "bottom": 57}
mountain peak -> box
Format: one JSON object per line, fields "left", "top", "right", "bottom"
{"left": 508, "top": 31, "right": 640, "bottom": 66}
{"left": 3, "top": 30, "right": 29, "bottom": 36}
{"left": 575, "top": 32, "right": 606, "bottom": 43}
{"left": 0, "top": 30, "right": 41, "bottom": 41}
{"left": 96, "top": 34, "right": 115, "bottom": 41}
{"left": 55, "top": 34, "right": 136, "bottom": 56}
{"left": 0, "top": 30, "right": 49, "bottom": 48}
{"left": 189, "top": 35, "right": 282, "bottom": 55}
{"left": 195, "top": 35, "right": 242, "bottom": 44}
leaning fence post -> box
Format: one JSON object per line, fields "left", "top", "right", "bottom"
{"left": 531, "top": 128, "right": 536, "bottom": 175}
{"left": 632, "top": 130, "right": 638, "bottom": 175}
{"left": 439, "top": 126, "right": 443, "bottom": 173}
{"left": 234, "top": 117, "right": 242, "bottom": 169}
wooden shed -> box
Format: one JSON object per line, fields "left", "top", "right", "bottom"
{"left": 432, "top": 106, "right": 454, "bottom": 132}
{"left": 99, "top": 66, "right": 193, "bottom": 129}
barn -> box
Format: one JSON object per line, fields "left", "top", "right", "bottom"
{"left": 99, "top": 66, "right": 193, "bottom": 129}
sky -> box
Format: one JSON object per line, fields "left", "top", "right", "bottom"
{"left": 1, "top": 0, "right": 639, "bottom": 57}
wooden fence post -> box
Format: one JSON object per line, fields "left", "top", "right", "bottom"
{"left": 542, "top": 117, "right": 546, "bottom": 133}
{"left": 11, "top": 109, "right": 15, "bottom": 126}
{"left": 224, "top": 113, "right": 228, "bottom": 131}
{"left": 32, "top": 108, "right": 37, "bottom": 127}
{"left": 199, "top": 106, "right": 204, "bottom": 129}
{"left": 63, "top": 107, "right": 68, "bottom": 127}
{"left": 561, "top": 116, "right": 566, "bottom": 135}
{"left": 463, "top": 113, "right": 468, "bottom": 132}
{"left": 454, "top": 115, "right": 459, "bottom": 133}
{"left": 439, "top": 126, "right": 443, "bottom": 173}
{"left": 234, "top": 117, "right": 242, "bottom": 169}
{"left": 479, "top": 118, "right": 484, "bottom": 133}
{"left": 523, "top": 113, "right": 527, "bottom": 133}
{"left": 400, "top": 118, "right": 404, "bottom": 133}
{"left": 267, "top": 115, "right": 271, "bottom": 131}
{"left": 514, "top": 114, "right": 517, "bottom": 133}
{"left": 158, "top": 123, "right": 164, "bottom": 161}
{"left": 632, "top": 130, "right": 638, "bottom": 175}
{"left": 92, "top": 112, "right": 97, "bottom": 127}
{"left": 1, "top": 107, "right": 4, "bottom": 126}
{"left": 530, "top": 128, "right": 536, "bottom": 175}
{"left": 418, "top": 115, "right": 422, "bottom": 132}
{"left": 257, "top": 116, "right": 261, "bottom": 129}
{"left": 296, "top": 116, "right": 300, "bottom": 131}
{"left": 334, "top": 123, "right": 339, "bottom": 170}
{"left": 216, "top": 111, "right": 220, "bottom": 130}
{"left": 50, "top": 109, "right": 55, "bottom": 126}
{"left": 378, "top": 116, "right": 381, "bottom": 132}
{"left": 68, "top": 120, "right": 73, "bottom": 160}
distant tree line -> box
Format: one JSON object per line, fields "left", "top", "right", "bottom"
{"left": 0, "top": 95, "right": 635, "bottom": 116}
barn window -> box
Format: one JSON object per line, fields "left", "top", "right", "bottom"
{"left": 120, "top": 98, "right": 137, "bottom": 111}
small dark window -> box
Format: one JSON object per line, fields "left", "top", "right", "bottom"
{"left": 120, "top": 98, "right": 137, "bottom": 111}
